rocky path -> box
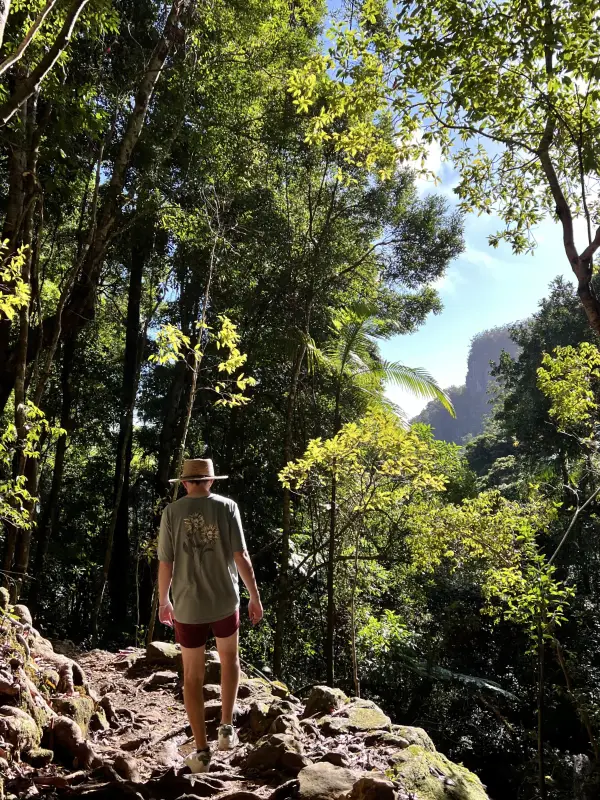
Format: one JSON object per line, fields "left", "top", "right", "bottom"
{"left": 0, "top": 596, "right": 490, "bottom": 800}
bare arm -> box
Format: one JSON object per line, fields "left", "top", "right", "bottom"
{"left": 234, "top": 550, "right": 263, "bottom": 625}
{"left": 158, "top": 561, "right": 174, "bottom": 626}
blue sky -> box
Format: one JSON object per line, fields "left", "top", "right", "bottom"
{"left": 381, "top": 151, "right": 578, "bottom": 418}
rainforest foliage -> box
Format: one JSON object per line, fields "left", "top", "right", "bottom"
{"left": 3, "top": 1, "right": 600, "bottom": 798}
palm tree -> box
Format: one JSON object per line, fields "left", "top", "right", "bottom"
{"left": 316, "top": 303, "right": 454, "bottom": 686}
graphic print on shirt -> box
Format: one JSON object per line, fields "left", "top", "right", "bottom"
{"left": 182, "top": 512, "right": 220, "bottom": 572}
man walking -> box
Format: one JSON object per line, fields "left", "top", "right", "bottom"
{"left": 157, "top": 458, "right": 263, "bottom": 773}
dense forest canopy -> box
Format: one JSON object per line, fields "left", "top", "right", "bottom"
{"left": 3, "top": 1, "right": 600, "bottom": 799}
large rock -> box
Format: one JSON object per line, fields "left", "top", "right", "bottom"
{"left": 392, "top": 725, "right": 436, "bottom": 752}
{"left": 204, "top": 683, "right": 221, "bottom": 700}
{"left": 13, "top": 604, "right": 33, "bottom": 626}
{"left": 303, "top": 686, "right": 348, "bottom": 718}
{"left": 0, "top": 586, "right": 9, "bottom": 611}
{"left": 204, "top": 649, "right": 221, "bottom": 684}
{"left": 24, "top": 747, "right": 54, "bottom": 768}
{"left": 238, "top": 677, "right": 275, "bottom": 702}
{"left": 344, "top": 699, "right": 391, "bottom": 732}
{"left": 245, "top": 733, "right": 308, "bottom": 773}
{"left": 298, "top": 762, "right": 359, "bottom": 800}
{"left": 392, "top": 745, "right": 489, "bottom": 800}
{"left": 318, "top": 699, "right": 391, "bottom": 736}
{"left": 146, "top": 641, "right": 182, "bottom": 668}
{"left": 51, "top": 695, "right": 95, "bottom": 736}
{"left": 270, "top": 713, "right": 303, "bottom": 737}
{"left": 348, "top": 776, "right": 395, "bottom": 800}
{"left": 0, "top": 706, "right": 41, "bottom": 752}
{"left": 144, "top": 670, "right": 179, "bottom": 690}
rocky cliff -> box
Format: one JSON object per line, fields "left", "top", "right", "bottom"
{"left": 414, "top": 326, "right": 520, "bottom": 444}
{"left": 0, "top": 590, "right": 489, "bottom": 800}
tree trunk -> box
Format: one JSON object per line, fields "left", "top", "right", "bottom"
{"left": 325, "top": 389, "right": 342, "bottom": 686}
{"left": 0, "top": 98, "right": 27, "bottom": 381}
{"left": 350, "top": 525, "right": 360, "bottom": 697}
{"left": 325, "top": 472, "right": 337, "bottom": 686}
{"left": 109, "top": 428, "right": 133, "bottom": 633}
{"left": 555, "top": 639, "right": 599, "bottom": 763}
{"left": 28, "top": 338, "right": 75, "bottom": 612}
{"left": 4, "top": 94, "right": 41, "bottom": 598}
{"left": 537, "top": 618, "right": 547, "bottom": 800}
{"left": 0, "top": 0, "right": 11, "bottom": 51}
{"left": 273, "top": 343, "right": 306, "bottom": 678}
{"left": 91, "top": 221, "right": 150, "bottom": 639}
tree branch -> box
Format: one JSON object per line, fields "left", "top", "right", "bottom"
{"left": 0, "top": 0, "right": 58, "bottom": 79}
{"left": 0, "top": 0, "right": 89, "bottom": 126}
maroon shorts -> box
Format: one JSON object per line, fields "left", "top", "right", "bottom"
{"left": 174, "top": 610, "right": 240, "bottom": 649}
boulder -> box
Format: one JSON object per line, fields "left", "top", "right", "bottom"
{"left": 245, "top": 733, "right": 308, "bottom": 773}
{"left": 13, "top": 604, "right": 32, "bottom": 626}
{"left": 0, "top": 706, "right": 41, "bottom": 752}
{"left": 204, "top": 649, "right": 221, "bottom": 684}
{"left": 52, "top": 639, "right": 77, "bottom": 657}
{"left": 23, "top": 746, "right": 54, "bottom": 767}
{"left": 144, "top": 670, "right": 179, "bottom": 690}
{"left": 344, "top": 700, "right": 391, "bottom": 733}
{"left": 319, "top": 700, "right": 391, "bottom": 736}
{"left": 0, "top": 586, "right": 9, "bottom": 611}
{"left": 271, "top": 680, "right": 290, "bottom": 699}
{"left": 238, "top": 677, "right": 273, "bottom": 702}
{"left": 348, "top": 776, "right": 395, "bottom": 800}
{"left": 391, "top": 744, "right": 489, "bottom": 800}
{"left": 51, "top": 695, "right": 95, "bottom": 736}
{"left": 381, "top": 732, "right": 410, "bottom": 749}
{"left": 303, "top": 686, "right": 348, "bottom": 718}
{"left": 249, "top": 701, "right": 273, "bottom": 736}
{"left": 318, "top": 716, "right": 351, "bottom": 736}
{"left": 204, "top": 683, "right": 221, "bottom": 701}
{"left": 115, "top": 648, "right": 145, "bottom": 670}
{"left": 298, "top": 762, "right": 359, "bottom": 800}
{"left": 392, "top": 725, "right": 436, "bottom": 752}
{"left": 114, "top": 752, "right": 141, "bottom": 782}
{"left": 146, "top": 641, "right": 182, "bottom": 668}
{"left": 270, "top": 713, "right": 303, "bottom": 737}
{"left": 318, "top": 752, "right": 349, "bottom": 768}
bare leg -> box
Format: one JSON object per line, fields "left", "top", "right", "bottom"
{"left": 216, "top": 630, "right": 240, "bottom": 725}
{"left": 181, "top": 645, "right": 207, "bottom": 750}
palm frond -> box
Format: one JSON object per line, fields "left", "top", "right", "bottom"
{"left": 379, "top": 361, "right": 455, "bottom": 417}
{"left": 357, "top": 386, "right": 410, "bottom": 427}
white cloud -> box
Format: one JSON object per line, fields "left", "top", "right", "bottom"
{"left": 403, "top": 129, "right": 443, "bottom": 191}
{"left": 462, "top": 243, "right": 506, "bottom": 272}
{"left": 432, "top": 266, "right": 465, "bottom": 295}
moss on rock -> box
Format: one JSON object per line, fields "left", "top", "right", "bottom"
{"left": 51, "top": 696, "right": 95, "bottom": 736}
{"left": 390, "top": 745, "right": 489, "bottom": 800}
{"left": 345, "top": 703, "right": 391, "bottom": 733}
{"left": 146, "top": 641, "right": 182, "bottom": 668}
{"left": 0, "top": 706, "right": 42, "bottom": 752}
{"left": 392, "top": 725, "right": 436, "bottom": 752}
{"left": 24, "top": 747, "right": 54, "bottom": 767}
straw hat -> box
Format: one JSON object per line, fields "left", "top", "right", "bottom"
{"left": 169, "top": 458, "right": 228, "bottom": 483}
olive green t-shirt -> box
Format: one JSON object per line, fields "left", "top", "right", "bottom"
{"left": 157, "top": 493, "right": 247, "bottom": 624}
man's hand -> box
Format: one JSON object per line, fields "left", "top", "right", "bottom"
{"left": 248, "top": 595, "right": 263, "bottom": 626}
{"left": 158, "top": 600, "right": 174, "bottom": 627}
